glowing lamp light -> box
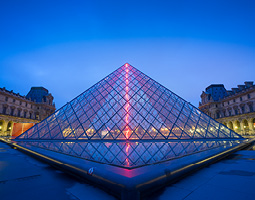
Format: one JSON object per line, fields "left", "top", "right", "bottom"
{"left": 235, "top": 126, "right": 238, "bottom": 129}
{"left": 101, "top": 130, "right": 108, "bottom": 137}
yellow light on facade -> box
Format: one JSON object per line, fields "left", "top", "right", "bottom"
{"left": 235, "top": 126, "right": 238, "bottom": 129}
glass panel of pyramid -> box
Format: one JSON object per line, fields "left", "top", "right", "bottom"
{"left": 15, "top": 63, "right": 244, "bottom": 168}
{"left": 17, "top": 140, "right": 242, "bottom": 168}
{"left": 16, "top": 63, "right": 242, "bottom": 141}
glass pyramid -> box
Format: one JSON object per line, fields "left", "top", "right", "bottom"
{"left": 15, "top": 63, "right": 243, "bottom": 168}
{"left": 16, "top": 63, "right": 241, "bottom": 141}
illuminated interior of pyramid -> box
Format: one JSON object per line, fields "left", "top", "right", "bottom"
{"left": 15, "top": 63, "right": 244, "bottom": 168}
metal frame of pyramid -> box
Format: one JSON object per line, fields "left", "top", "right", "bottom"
{"left": 16, "top": 63, "right": 242, "bottom": 141}
{"left": 12, "top": 63, "right": 249, "bottom": 199}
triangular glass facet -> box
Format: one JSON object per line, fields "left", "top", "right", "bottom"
{"left": 16, "top": 63, "right": 242, "bottom": 141}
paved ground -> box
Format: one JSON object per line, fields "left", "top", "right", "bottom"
{"left": 0, "top": 141, "right": 116, "bottom": 200}
{"left": 1, "top": 140, "right": 255, "bottom": 200}
{"left": 149, "top": 145, "right": 255, "bottom": 200}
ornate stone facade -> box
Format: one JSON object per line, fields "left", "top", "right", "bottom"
{"left": 199, "top": 82, "right": 255, "bottom": 136}
{"left": 0, "top": 87, "right": 55, "bottom": 138}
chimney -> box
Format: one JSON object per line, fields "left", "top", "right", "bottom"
{"left": 237, "top": 85, "right": 245, "bottom": 90}
{"left": 226, "top": 90, "right": 234, "bottom": 96}
{"left": 244, "top": 81, "right": 253, "bottom": 88}
{"left": 231, "top": 88, "right": 239, "bottom": 93}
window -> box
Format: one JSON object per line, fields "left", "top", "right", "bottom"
{"left": 26, "top": 102, "right": 28, "bottom": 107}
{"left": 30, "top": 113, "right": 32, "bottom": 119}
{"left": 5, "top": 97, "right": 8, "bottom": 101}
{"left": 24, "top": 111, "right": 27, "bottom": 118}
{"left": 249, "top": 105, "right": 254, "bottom": 112}
{"left": 240, "top": 97, "right": 242, "bottom": 101}
{"left": 20, "top": 101, "right": 22, "bottom": 105}
{"left": 241, "top": 106, "right": 245, "bottom": 114}
{"left": 233, "top": 99, "right": 235, "bottom": 103}
{"left": 3, "top": 107, "right": 7, "bottom": 114}
{"left": 10, "top": 108, "right": 14, "bottom": 115}
{"left": 13, "top": 99, "right": 15, "bottom": 103}
{"left": 228, "top": 110, "right": 232, "bottom": 116}
{"left": 216, "top": 112, "right": 220, "bottom": 118}
{"left": 228, "top": 101, "right": 229, "bottom": 105}
{"left": 248, "top": 94, "right": 251, "bottom": 99}
{"left": 235, "top": 109, "right": 238, "bottom": 115}
{"left": 17, "top": 110, "right": 21, "bottom": 117}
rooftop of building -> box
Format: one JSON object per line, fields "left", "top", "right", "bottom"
{"left": 205, "top": 84, "right": 225, "bottom": 92}
{"left": 0, "top": 87, "right": 28, "bottom": 100}
{"left": 201, "top": 81, "right": 254, "bottom": 103}
{"left": 26, "top": 87, "right": 51, "bottom": 103}
{"left": 0, "top": 86, "right": 55, "bottom": 106}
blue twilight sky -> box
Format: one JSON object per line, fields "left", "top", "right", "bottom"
{"left": 0, "top": 0, "right": 254, "bottom": 109}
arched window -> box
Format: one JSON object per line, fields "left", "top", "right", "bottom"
{"left": 243, "top": 120, "right": 249, "bottom": 134}
{"left": 0, "top": 121, "right": 3, "bottom": 131}
{"left": 7, "top": 122, "right": 12, "bottom": 131}
{"left": 229, "top": 121, "right": 234, "bottom": 130}
{"left": 235, "top": 121, "right": 241, "bottom": 132}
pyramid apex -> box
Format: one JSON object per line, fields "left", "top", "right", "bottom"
{"left": 124, "top": 63, "right": 131, "bottom": 67}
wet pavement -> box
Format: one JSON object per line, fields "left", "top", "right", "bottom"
{"left": 1, "top": 140, "right": 255, "bottom": 200}
{"left": 0, "top": 141, "right": 116, "bottom": 200}
{"left": 148, "top": 145, "right": 255, "bottom": 200}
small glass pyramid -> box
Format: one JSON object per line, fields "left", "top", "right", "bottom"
{"left": 16, "top": 63, "right": 241, "bottom": 141}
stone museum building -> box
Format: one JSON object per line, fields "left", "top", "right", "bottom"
{"left": 0, "top": 87, "right": 55, "bottom": 138}
{"left": 199, "top": 81, "right": 255, "bottom": 136}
